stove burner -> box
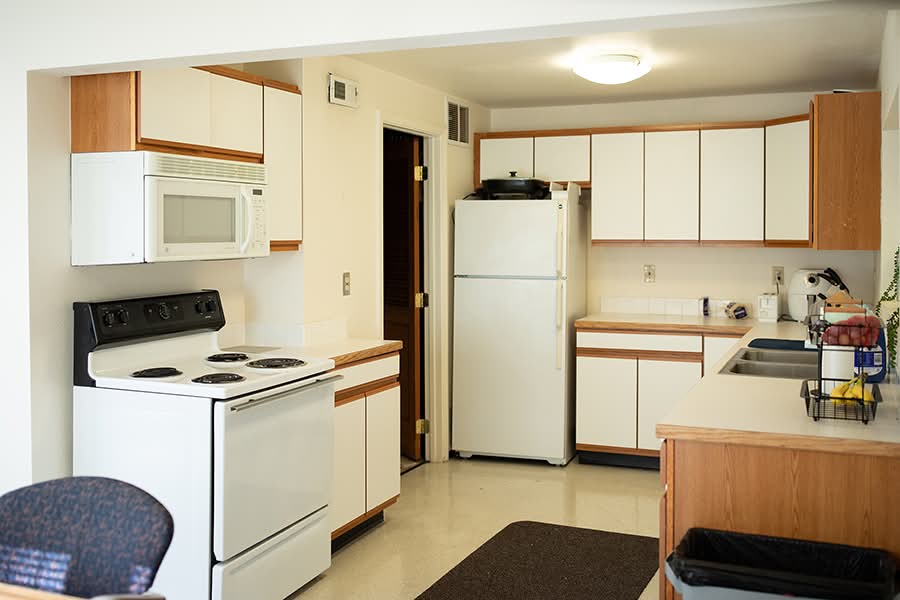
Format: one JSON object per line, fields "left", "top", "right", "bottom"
{"left": 132, "top": 367, "right": 183, "bottom": 378}
{"left": 192, "top": 373, "right": 246, "bottom": 384}
{"left": 246, "top": 357, "right": 307, "bottom": 369}
{"left": 206, "top": 353, "right": 250, "bottom": 363}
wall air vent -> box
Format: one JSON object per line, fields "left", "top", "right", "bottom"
{"left": 328, "top": 73, "right": 359, "bottom": 108}
{"left": 448, "top": 99, "right": 470, "bottom": 145}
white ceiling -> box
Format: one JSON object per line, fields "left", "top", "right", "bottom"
{"left": 351, "top": 11, "right": 886, "bottom": 108}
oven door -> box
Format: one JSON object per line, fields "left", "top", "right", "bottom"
{"left": 212, "top": 373, "right": 338, "bottom": 562}
{"left": 145, "top": 176, "right": 260, "bottom": 262}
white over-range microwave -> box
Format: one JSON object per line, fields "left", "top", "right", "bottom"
{"left": 71, "top": 151, "right": 269, "bottom": 265}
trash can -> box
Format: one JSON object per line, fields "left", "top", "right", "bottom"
{"left": 665, "top": 528, "right": 895, "bottom": 600}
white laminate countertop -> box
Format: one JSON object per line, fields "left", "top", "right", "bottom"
{"left": 656, "top": 320, "right": 900, "bottom": 454}
{"left": 298, "top": 338, "right": 402, "bottom": 367}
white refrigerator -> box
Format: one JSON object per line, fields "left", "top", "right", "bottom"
{"left": 452, "top": 184, "right": 586, "bottom": 465}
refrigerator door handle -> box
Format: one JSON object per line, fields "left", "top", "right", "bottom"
{"left": 556, "top": 279, "right": 563, "bottom": 369}
{"left": 556, "top": 202, "right": 564, "bottom": 277}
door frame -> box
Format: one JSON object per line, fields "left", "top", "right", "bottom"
{"left": 375, "top": 110, "right": 450, "bottom": 462}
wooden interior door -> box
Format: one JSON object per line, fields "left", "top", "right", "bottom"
{"left": 383, "top": 129, "right": 424, "bottom": 461}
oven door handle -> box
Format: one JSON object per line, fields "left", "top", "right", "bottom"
{"left": 228, "top": 373, "right": 343, "bottom": 413}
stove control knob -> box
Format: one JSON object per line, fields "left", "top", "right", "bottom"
{"left": 116, "top": 309, "right": 130, "bottom": 324}
{"left": 194, "top": 301, "right": 205, "bottom": 314}
{"left": 101, "top": 312, "right": 116, "bottom": 327}
{"left": 205, "top": 299, "right": 218, "bottom": 313}
{"left": 158, "top": 303, "right": 171, "bottom": 320}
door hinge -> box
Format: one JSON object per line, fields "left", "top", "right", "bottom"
{"left": 414, "top": 165, "right": 428, "bottom": 181}
{"left": 416, "top": 418, "right": 430, "bottom": 434}
{"left": 415, "top": 292, "right": 429, "bottom": 308}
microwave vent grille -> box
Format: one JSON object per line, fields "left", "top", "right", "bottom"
{"left": 147, "top": 153, "right": 266, "bottom": 184}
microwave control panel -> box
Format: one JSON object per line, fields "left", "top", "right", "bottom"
{"left": 250, "top": 187, "right": 267, "bottom": 247}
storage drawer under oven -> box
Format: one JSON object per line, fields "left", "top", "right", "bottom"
{"left": 212, "top": 507, "right": 330, "bottom": 600}
{"left": 213, "top": 374, "right": 340, "bottom": 561}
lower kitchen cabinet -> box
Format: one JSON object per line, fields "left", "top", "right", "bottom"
{"left": 575, "top": 356, "right": 637, "bottom": 449}
{"left": 703, "top": 335, "right": 744, "bottom": 376}
{"left": 330, "top": 352, "right": 401, "bottom": 538}
{"left": 365, "top": 384, "right": 401, "bottom": 511}
{"left": 331, "top": 400, "right": 366, "bottom": 533}
{"left": 637, "top": 361, "right": 701, "bottom": 450}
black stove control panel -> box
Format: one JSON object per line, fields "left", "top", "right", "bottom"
{"left": 73, "top": 290, "right": 226, "bottom": 387}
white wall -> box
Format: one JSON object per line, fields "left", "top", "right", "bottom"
{"left": 490, "top": 91, "right": 819, "bottom": 131}
{"left": 491, "top": 91, "right": 878, "bottom": 313}
{"left": 26, "top": 73, "right": 246, "bottom": 483}
{"left": 299, "top": 56, "right": 488, "bottom": 338}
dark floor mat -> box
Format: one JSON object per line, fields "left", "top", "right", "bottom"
{"left": 416, "top": 521, "right": 658, "bottom": 600}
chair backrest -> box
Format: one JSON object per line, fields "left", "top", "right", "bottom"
{"left": 0, "top": 477, "right": 173, "bottom": 598}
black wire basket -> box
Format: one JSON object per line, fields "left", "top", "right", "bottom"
{"left": 801, "top": 378, "right": 881, "bottom": 424}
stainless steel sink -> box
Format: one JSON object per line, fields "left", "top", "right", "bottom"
{"left": 721, "top": 347, "right": 818, "bottom": 379}
{"left": 733, "top": 348, "right": 817, "bottom": 365}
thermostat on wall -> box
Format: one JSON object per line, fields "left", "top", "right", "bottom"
{"left": 328, "top": 73, "right": 359, "bottom": 108}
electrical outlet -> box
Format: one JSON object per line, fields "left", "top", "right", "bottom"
{"left": 643, "top": 264, "right": 656, "bottom": 284}
{"left": 342, "top": 272, "right": 351, "bottom": 296}
{"left": 771, "top": 266, "right": 785, "bottom": 287}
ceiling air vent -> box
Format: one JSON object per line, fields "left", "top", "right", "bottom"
{"left": 448, "top": 100, "right": 470, "bottom": 145}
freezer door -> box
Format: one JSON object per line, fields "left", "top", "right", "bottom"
{"left": 452, "top": 277, "right": 568, "bottom": 461}
{"left": 454, "top": 199, "right": 565, "bottom": 277}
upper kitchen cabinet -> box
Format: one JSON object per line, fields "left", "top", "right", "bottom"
{"left": 644, "top": 130, "right": 699, "bottom": 241}
{"left": 71, "top": 66, "right": 264, "bottom": 163}
{"left": 533, "top": 135, "right": 591, "bottom": 184}
{"left": 700, "top": 127, "right": 764, "bottom": 242}
{"left": 478, "top": 137, "right": 534, "bottom": 181}
{"left": 139, "top": 68, "right": 212, "bottom": 148}
{"left": 765, "top": 116, "right": 810, "bottom": 245}
{"left": 812, "top": 91, "right": 881, "bottom": 250}
{"left": 591, "top": 132, "right": 644, "bottom": 241}
{"left": 263, "top": 85, "right": 303, "bottom": 246}
{"left": 209, "top": 74, "right": 263, "bottom": 154}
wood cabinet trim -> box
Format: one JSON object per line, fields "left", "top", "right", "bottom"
{"left": 331, "top": 494, "right": 399, "bottom": 539}
{"left": 194, "top": 65, "right": 264, "bottom": 86}
{"left": 576, "top": 347, "right": 703, "bottom": 363}
{"left": 702, "top": 331, "right": 747, "bottom": 339}
{"left": 70, "top": 72, "right": 138, "bottom": 153}
{"left": 576, "top": 323, "right": 752, "bottom": 337}
{"left": 333, "top": 349, "right": 401, "bottom": 370}
{"left": 764, "top": 113, "right": 810, "bottom": 127}
{"left": 136, "top": 138, "right": 263, "bottom": 163}
{"left": 664, "top": 440, "right": 675, "bottom": 600}
{"left": 334, "top": 375, "right": 400, "bottom": 404}
{"left": 478, "top": 128, "right": 594, "bottom": 139}
{"left": 262, "top": 79, "right": 302, "bottom": 95}
{"left": 698, "top": 120, "right": 766, "bottom": 130}
{"left": 764, "top": 239, "right": 812, "bottom": 248}
{"left": 591, "top": 239, "right": 700, "bottom": 247}
{"left": 269, "top": 240, "right": 302, "bottom": 252}
{"left": 699, "top": 240, "right": 765, "bottom": 247}
{"left": 576, "top": 443, "right": 659, "bottom": 457}
{"left": 658, "top": 424, "right": 900, "bottom": 457}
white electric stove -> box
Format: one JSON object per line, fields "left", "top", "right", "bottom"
{"left": 72, "top": 290, "right": 338, "bottom": 600}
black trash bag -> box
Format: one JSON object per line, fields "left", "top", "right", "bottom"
{"left": 667, "top": 528, "right": 895, "bottom": 600}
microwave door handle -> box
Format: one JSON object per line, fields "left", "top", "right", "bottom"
{"left": 239, "top": 188, "right": 252, "bottom": 254}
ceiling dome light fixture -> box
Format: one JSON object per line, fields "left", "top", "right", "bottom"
{"left": 573, "top": 54, "right": 652, "bottom": 85}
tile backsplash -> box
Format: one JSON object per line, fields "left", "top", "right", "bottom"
{"left": 600, "top": 296, "right": 740, "bottom": 318}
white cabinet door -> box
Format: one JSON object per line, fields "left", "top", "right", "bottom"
{"left": 645, "top": 130, "right": 699, "bottom": 240}
{"left": 210, "top": 75, "right": 263, "bottom": 154}
{"left": 703, "top": 336, "right": 742, "bottom": 376}
{"left": 533, "top": 135, "right": 590, "bottom": 183}
{"left": 365, "top": 384, "right": 400, "bottom": 511}
{"left": 139, "top": 68, "right": 211, "bottom": 146}
{"left": 765, "top": 119, "right": 810, "bottom": 241}
{"left": 575, "top": 356, "right": 637, "bottom": 449}
{"left": 700, "top": 128, "right": 764, "bottom": 241}
{"left": 331, "top": 399, "right": 366, "bottom": 533}
{"left": 479, "top": 137, "right": 534, "bottom": 181}
{"left": 591, "top": 132, "right": 644, "bottom": 240}
{"left": 638, "top": 360, "right": 701, "bottom": 450}
{"left": 264, "top": 87, "right": 303, "bottom": 241}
